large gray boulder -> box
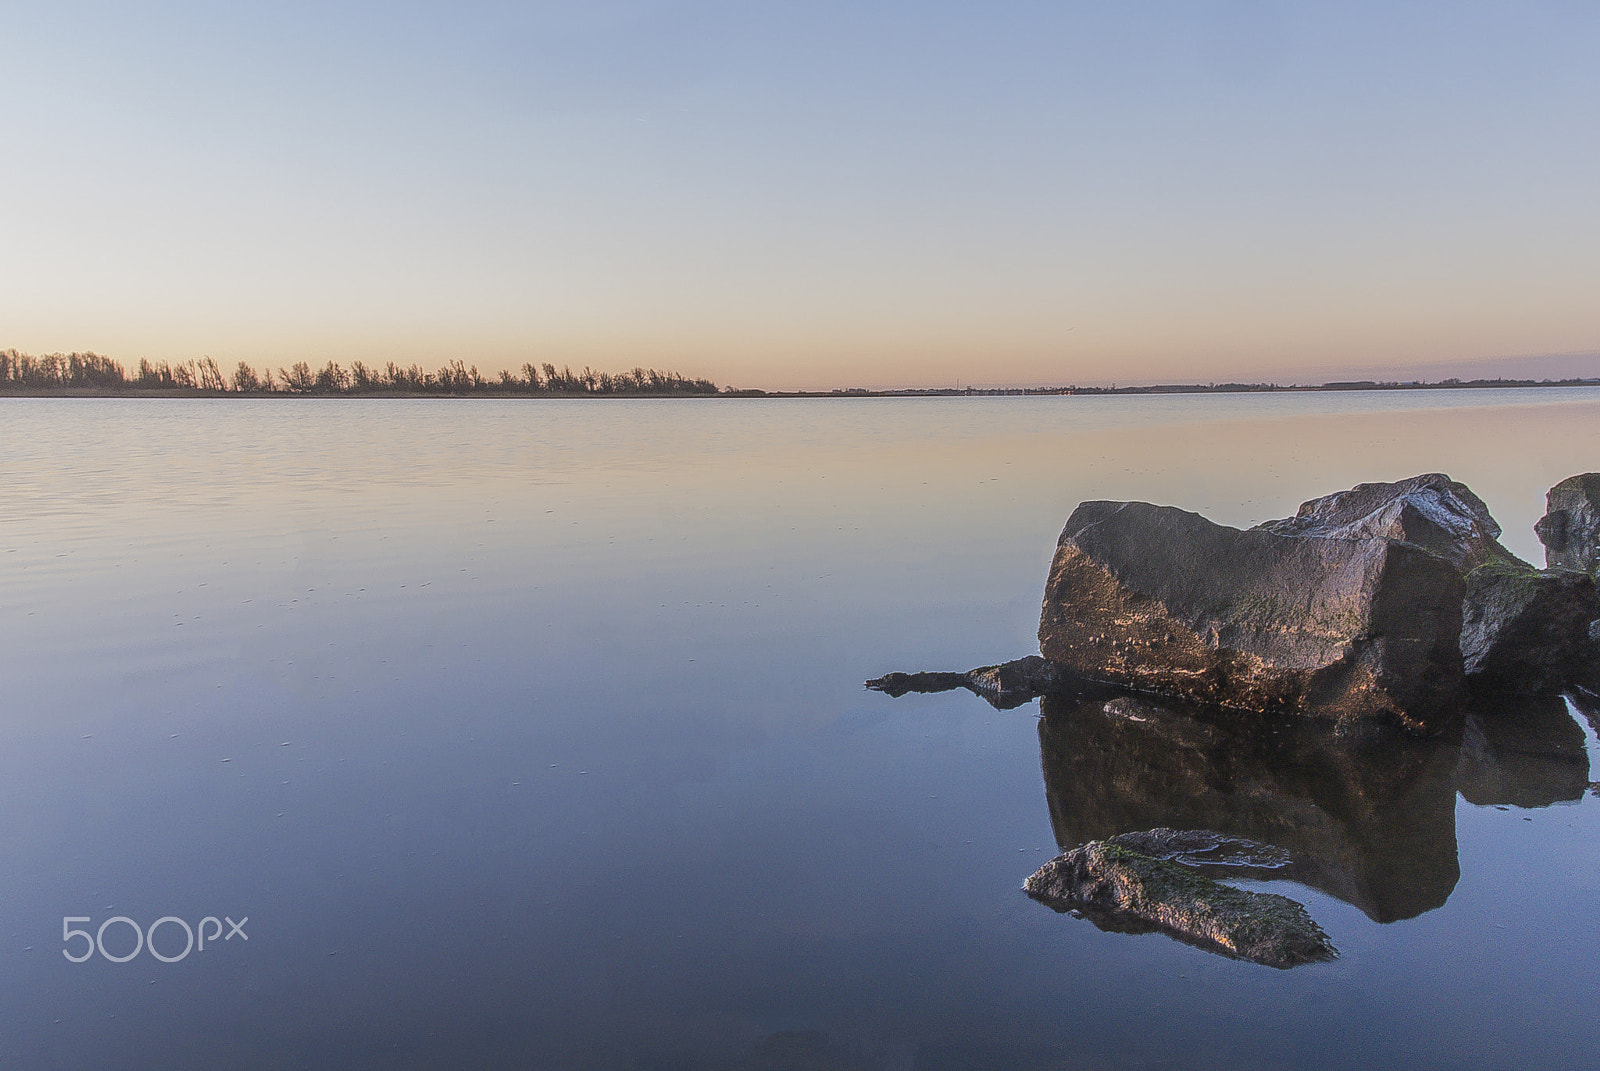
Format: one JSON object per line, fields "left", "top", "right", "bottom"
{"left": 1037, "top": 500, "right": 1466, "bottom": 731}
{"left": 1535, "top": 473, "right": 1600, "bottom": 575}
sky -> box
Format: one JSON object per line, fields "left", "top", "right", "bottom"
{"left": 3, "top": 1, "right": 1598, "bottom": 391}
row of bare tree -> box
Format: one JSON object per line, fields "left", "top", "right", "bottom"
{"left": 0, "top": 350, "right": 720, "bottom": 396}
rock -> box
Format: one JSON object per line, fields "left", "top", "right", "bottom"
{"left": 1023, "top": 839, "right": 1337, "bottom": 969}
{"left": 1460, "top": 561, "right": 1600, "bottom": 692}
{"left": 1036, "top": 693, "right": 1461, "bottom": 923}
{"left": 961, "top": 655, "right": 1073, "bottom": 703}
{"left": 1535, "top": 473, "right": 1600, "bottom": 574}
{"left": 1037, "top": 500, "right": 1466, "bottom": 730}
{"left": 861, "top": 670, "right": 972, "bottom": 698}
{"left": 1255, "top": 472, "right": 1600, "bottom": 692}
{"left": 1255, "top": 473, "right": 1600, "bottom": 693}
{"left": 878, "top": 474, "right": 1600, "bottom": 715}
{"left": 1256, "top": 472, "right": 1514, "bottom": 572}
{"left": 866, "top": 656, "right": 1113, "bottom": 709}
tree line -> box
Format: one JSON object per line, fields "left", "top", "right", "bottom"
{"left": 0, "top": 350, "right": 720, "bottom": 396}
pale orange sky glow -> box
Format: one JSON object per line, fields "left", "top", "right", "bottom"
{"left": 4, "top": 2, "right": 1598, "bottom": 391}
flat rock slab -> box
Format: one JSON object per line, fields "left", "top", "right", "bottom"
{"left": 1038, "top": 500, "right": 1465, "bottom": 730}
{"left": 1024, "top": 837, "right": 1337, "bottom": 969}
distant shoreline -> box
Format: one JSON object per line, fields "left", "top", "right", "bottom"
{"left": 729, "top": 377, "right": 1600, "bottom": 398}
{"left": 6, "top": 377, "right": 1600, "bottom": 400}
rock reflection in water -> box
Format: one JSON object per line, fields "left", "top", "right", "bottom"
{"left": 1562, "top": 688, "right": 1600, "bottom": 768}
{"left": 1455, "top": 694, "right": 1590, "bottom": 808}
{"left": 1038, "top": 692, "right": 1461, "bottom": 923}
{"left": 1038, "top": 689, "right": 1592, "bottom": 926}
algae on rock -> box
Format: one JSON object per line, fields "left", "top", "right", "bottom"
{"left": 1024, "top": 835, "right": 1337, "bottom": 969}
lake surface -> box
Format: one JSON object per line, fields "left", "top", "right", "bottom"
{"left": 3, "top": 389, "right": 1600, "bottom": 1069}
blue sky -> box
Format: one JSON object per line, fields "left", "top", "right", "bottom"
{"left": 3, "top": 1, "right": 1598, "bottom": 389}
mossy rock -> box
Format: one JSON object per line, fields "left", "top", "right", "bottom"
{"left": 1025, "top": 837, "right": 1337, "bottom": 969}
{"left": 1462, "top": 563, "right": 1600, "bottom": 691}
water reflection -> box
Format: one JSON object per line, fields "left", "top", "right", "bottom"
{"left": 1455, "top": 696, "right": 1590, "bottom": 808}
{"left": 1037, "top": 691, "right": 1591, "bottom": 927}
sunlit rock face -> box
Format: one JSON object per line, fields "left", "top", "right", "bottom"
{"left": 1036, "top": 694, "right": 1462, "bottom": 923}
{"left": 1037, "top": 500, "right": 1466, "bottom": 731}
{"left": 1535, "top": 473, "right": 1600, "bottom": 575}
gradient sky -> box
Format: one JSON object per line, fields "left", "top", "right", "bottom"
{"left": 4, "top": 1, "right": 1598, "bottom": 390}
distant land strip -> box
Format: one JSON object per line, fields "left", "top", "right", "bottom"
{"left": 4, "top": 348, "right": 1600, "bottom": 398}
{"left": 767, "top": 376, "right": 1600, "bottom": 397}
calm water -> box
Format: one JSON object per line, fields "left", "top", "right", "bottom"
{"left": 3, "top": 389, "right": 1599, "bottom": 1069}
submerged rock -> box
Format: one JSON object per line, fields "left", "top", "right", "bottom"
{"left": 1024, "top": 838, "right": 1337, "bottom": 969}
{"left": 1037, "top": 499, "right": 1465, "bottom": 730}
{"left": 861, "top": 670, "right": 972, "bottom": 698}
{"left": 1535, "top": 473, "right": 1600, "bottom": 575}
{"left": 1096, "top": 827, "right": 1294, "bottom": 875}
{"left": 1022, "top": 689, "right": 1590, "bottom": 961}
{"left": 866, "top": 656, "right": 1112, "bottom": 710}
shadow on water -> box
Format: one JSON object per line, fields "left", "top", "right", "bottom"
{"left": 1036, "top": 688, "right": 1591, "bottom": 927}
